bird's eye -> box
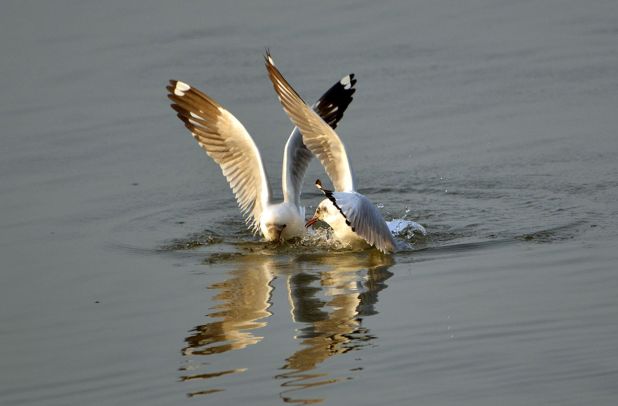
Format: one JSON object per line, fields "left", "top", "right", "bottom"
{"left": 282, "top": 224, "right": 287, "bottom": 228}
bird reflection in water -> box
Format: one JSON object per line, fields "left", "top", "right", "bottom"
{"left": 278, "top": 252, "right": 393, "bottom": 404}
{"left": 179, "top": 251, "right": 393, "bottom": 402}
{"left": 180, "top": 256, "right": 275, "bottom": 396}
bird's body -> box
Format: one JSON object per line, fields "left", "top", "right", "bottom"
{"left": 307, "top": 181, "right": 396, "bottom": 252}
{"left": 259, "top": 202, "right": 305, "bottom": 241}
{"left": 167, "top": 72, "right": 356, "bottom": 242}
{"left": 265, "top": 53, "right": 396, "bottom": 253}
{"left": 310, "top": 197, "right": 368, "bottom": 249}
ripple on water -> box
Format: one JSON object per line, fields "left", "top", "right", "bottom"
{"left": 151, "top": 215, "right": 588, "bottom": 263}
{"left": 159, "top": 230, "right": 223, "bottom": 251}
{"left": 154, "top": 217, "right": 431, "bottom": 261}
{"left": 177, "top": 251, "right": 395, "bottom": 401}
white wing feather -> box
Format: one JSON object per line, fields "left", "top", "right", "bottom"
{"left": 265, "top": 53, "right": 355, "bottom": 193}
{"left": 327, "top": 191, "right": 396, "bottom": 254}
{"left": 282, "top": 129, "right": 313, "bottom": 207}
{"left": 167, "top": 80, "right": 271, "bottom": 233}
{"left": 282, "top": 73, "right": 357, "bottom": 207}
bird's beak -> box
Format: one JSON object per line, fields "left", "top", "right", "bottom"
{"left": 305, "top": 216, "right": 319, "bottom": 228}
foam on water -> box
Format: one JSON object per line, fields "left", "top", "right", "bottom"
{"left": 387, "top": 218, "right": 427, "bottom": 238}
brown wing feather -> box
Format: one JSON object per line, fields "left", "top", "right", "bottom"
{"left": 264, "top": 52, "right": 355, "bottom": 192}
{"left": 167, "top": 80, "right": 271, "bottom": 233}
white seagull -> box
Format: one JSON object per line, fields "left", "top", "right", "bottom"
{"left": 264, "top": 52, "right": 396, "bottom": 253}
{"left": 166, "top": 72, "right": 356, "bottom": 242}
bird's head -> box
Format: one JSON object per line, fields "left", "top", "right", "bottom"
{"left": 305, "top": 199, "right": 333, "bottom": 228}
{"left": 260, "top": 208, "right": 288, "bottom": 242}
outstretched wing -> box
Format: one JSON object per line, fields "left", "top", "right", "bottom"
{"left": 265, "top": 52, "right": 355, "bottom": 193}
{"left": 317, "top": 180, "right": 396, "bottom": 254}
{"left": 313, "top": 73, "right": 357, "bottom": 130}
{"left": 167, "top": 80, "right": 271, "bottom": 233}
{"left": 282, "top": 74, "right": 357, "bottom": 207}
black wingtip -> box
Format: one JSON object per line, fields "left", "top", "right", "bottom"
{"left": 315, "top": 179, "right": 334, "bottom": 196}
{"left": 339, "top": 74, "right": 356, "bottom": 91}
{"left": 349, "top": 73, "right": 357, "bottom": 87}
{"left": 313, "top": 72, "right": 358, "bottom": 129}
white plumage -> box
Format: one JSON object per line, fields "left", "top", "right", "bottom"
{"left": 167, "top": 70, "right": 356, "bottom": 241}
{"left": 264, "top": 52, "right": 396, "bottom": 253}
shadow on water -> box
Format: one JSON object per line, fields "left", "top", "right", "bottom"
{"left": 178, "top": 251, "right": 394, "bottom": 403}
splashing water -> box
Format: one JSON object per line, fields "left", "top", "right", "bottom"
{"left": 387, "top": 219, "right": 427, "bottom": 239}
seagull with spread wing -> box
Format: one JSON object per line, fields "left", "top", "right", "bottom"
{"left": 167, "top": 71, "right": 356, "bottom": 241}
{"left": 264, "top": 52, "right": 396, "bottom": 253}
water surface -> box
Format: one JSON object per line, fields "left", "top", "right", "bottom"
{"left": 1, "top": 1, "right": 618, "bottom": 405}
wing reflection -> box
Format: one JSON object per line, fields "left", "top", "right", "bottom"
{"left": 278, "top": 252, "right": 393, "bottom": 404}
{"left": 180, "top": 256, "right": 276, "bottom": 395}
{"left": 179, "top": 251, "right": 393, "bottom": 402}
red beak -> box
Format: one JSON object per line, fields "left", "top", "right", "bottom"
{"left": 305, "top": 216, "right": 319, "bottom": 228}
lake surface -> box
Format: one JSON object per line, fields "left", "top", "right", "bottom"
{"left": 1, "top": 1, "right": 618, "bottom": 405}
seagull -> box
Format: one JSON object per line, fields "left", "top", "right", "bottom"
{"left": 264, "top": 52, "right": 396, "bottom": 254}
{"left": 166, "top": 71, "right": 356, "bottom": 242}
